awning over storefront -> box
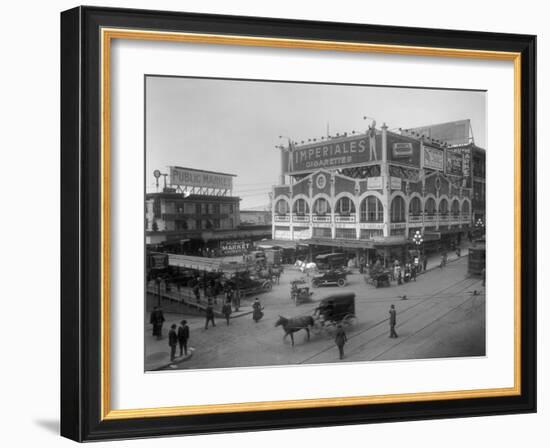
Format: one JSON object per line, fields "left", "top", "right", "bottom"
{"left": 301, "top": 238, "right": 376, "bottom": 249}
{"left": 167, "top": 254, "right": 248, "bottom": 273}
{"left": 254, "top": 239, "right": 307, "bottom": 249}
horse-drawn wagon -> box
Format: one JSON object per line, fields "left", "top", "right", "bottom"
{"left": 312, "top": 293, "right": 357, "bottom": 334}
{"left": 290, "top": 279, "right": 314, "bottom": 305}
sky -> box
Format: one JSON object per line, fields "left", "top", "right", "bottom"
{"left": 145, "top": 76, "right": 486, "bottom": 209}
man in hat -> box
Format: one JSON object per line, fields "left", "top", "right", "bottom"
{"left": 149, "top": 306, "right": 165, "bottom": 340}
{"left": 168, "top": 324, "right": 178, "bottom": 361}
{"left": 177, "top": 320, "right": 190, "bottom": 357}
{"left": 204, "top": 300, "right": 216, "bottom": 330}
{"left": 334, "top": 324, "right": 347, "bottom": 360}
{"left": 389, "top": 304, "right": 398, "bottom": 338}
{"left": 221, "top": 299, "right": 232, "bottom": 326}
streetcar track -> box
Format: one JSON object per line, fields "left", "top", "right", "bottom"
{"left": 298, "top": 276, "right": 481, "bottom": 364}
{"left": 370, "top": 294, "right": 484, "bottom": 360}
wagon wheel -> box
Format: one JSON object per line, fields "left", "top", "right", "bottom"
{"left": 337, "top": 278, "right": 346, "bottom": 287}
{"left": 263, "top": 281, "right": 272, "bottom": 291}
{"left": 341, "top": 314, "right": 357, "bottom": 327}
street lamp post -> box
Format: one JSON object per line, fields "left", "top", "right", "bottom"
{"left": 475, "top": 218, "right": 485, "bottom": 239}
{"left": 412, "top": 230, "right": 424, "bottom": 270}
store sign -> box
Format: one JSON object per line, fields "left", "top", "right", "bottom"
{"left": 367, "top": 176, "right": 383, "bottom": 190}
{"left": 424, "top": 145, "right": 444, "bottom": 171}
{"left": 387, "top": 134, "right": 421, "bottom": 167}
{"left": 462, "top": 148, "right": 471, "bottom": 179}
{"left": 293, "top": 228, "right": 312, "bottom": 240}
{"left": 220, "top": 240, "right": 249, "bottom": 255}
{"left": 446, "top": 152, "right": 463, "bottom": 176}
{"left": 392, "top": 142, "right": 413, "bottom": 158}
{"left": 282, "top": 133, "right": 381, "bottom": 173}
{"left": 170, "top": 166, "right": 233, "bottom": 190}
{"left": 390, "top": 176, "right": 402, "bottom": 190}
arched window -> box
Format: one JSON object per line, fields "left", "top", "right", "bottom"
{"left": 461, "top": 201, "right": 470, "bottom": 214}
{"left": 451, "top": 199, "right": 460, "bottom": 216}
{"left": 391, "top": 196, "right": 406, "bottom": 222}
{"left": 275, "top": 199, "right": 289, "bottom": 215}
{"left": 360, "top": 196, "right": 383, "bottom": 222}
{"left": 425, "top": 197, "right": 436, "bottom": 215}
{"left": 292, "top": 198, "right": 309, "bottom": 215}
{"left": 335, "top": 197, "right": 356, "bottom": 215}
{"left": 409, "top": 197, "right": 422, "bottom": 215}
{"left": 313, "top": 197, "right": 331, "bottom": 215}
{"left": 438, "top": 198, "right": 449, "bottom": 215}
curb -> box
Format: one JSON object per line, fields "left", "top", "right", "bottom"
{"left": 149, "top": 348, "right": 195, "bottom": 371}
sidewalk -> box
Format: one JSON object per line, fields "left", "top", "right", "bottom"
{"left": 144, "top": 307, "right": 254, "bottom": 371}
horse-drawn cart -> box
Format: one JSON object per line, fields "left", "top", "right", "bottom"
{"left": 290, "top": 279, "right": 314, "bottom": 305}
{"left": 312, "top": 293, "right": 357, "bottom": 334}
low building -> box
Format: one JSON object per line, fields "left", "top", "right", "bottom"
{"left": 240, "top": 209, "right": 272, "bottom": 226}
{"left": 272, "top": 120, "right": 485, "bottom": 265}
{"left": 146, "top": 167, "right": 270, "bottom": 256}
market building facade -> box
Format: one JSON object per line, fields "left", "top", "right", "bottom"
{"left": 146, "top": 166, "right": 270, "bottom": 256}
{"left": 271, "top": 120, "right": 486, "bottom": 264}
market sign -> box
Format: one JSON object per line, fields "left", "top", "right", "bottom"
{"left": 282, "top": 132, "right": 382, "bottom": 174}
{"left": 392, "top": 142, "right": 413, "bottom": 158}
{"left": 220, "top": 240, "right": 249, "bottom": 255}
{"left": 170, "top": 166, "right": 234, "bottom": 190}
{"left": 424, "top": 145, "right": 444, "bottom": 171}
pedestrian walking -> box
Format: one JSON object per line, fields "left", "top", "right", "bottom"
{"left": 204, "top": 300, "right": 216, "bottom": 329}
{"left": 177, "top": 320, "right": 189, "bottom": 357}
{"left": 389, "top": 304, "right": 398, "bottom": 338}
{"left": 233, "top": 287, "right": 241, "bottom": 311}
{"left": 149, "top": 306, "right": 165, "bottom": 340}
{"left": 252, "top": 298, "right": 264, "bottom": 323}
{"left": 411, "top": 263, "right": 417, "bottom": 281}
{"left": 193, "top": 285, "right": 201, "bottom": 303}
{"left": 423, "top": 256, "right": 428, "bottom": 272}
{"left": 222, "top": 300, "right": 232, "bottom": 325}
{"left": 168, "top": 324, "right": 178, "bottom": 361}
{"left": 334, "top": 324, "right": 347, "bottom": 360}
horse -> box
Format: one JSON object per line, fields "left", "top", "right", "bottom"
{"left": 274, "top": 315, "right": 315, "bottom": 346}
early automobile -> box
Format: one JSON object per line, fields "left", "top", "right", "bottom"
{"left": 290, "top": 279, "right": 314, "bottom": 305}
{"left": 311, "top": 269, "right": 347, "bottom": 288}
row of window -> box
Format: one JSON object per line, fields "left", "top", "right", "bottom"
{"left": 276, "top": 197, "right": 470, "bottom": 223}
{"left": 159, "top": 201, "right": 235, "bottom": 217}
{"left": 173, "top": 218, "right": 234, "bottom": 231}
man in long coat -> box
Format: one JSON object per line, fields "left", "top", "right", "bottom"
{"left": 204, "top": 300, "right": 216, "bottom": 329}
{"left": 177, "top": 320, "right": 190, "bottom": 357}
{"left": 168, "top": 324, "right": 178, "bottom": 361}
{"left": 389, "top": 304, "right": 398, "bottom": 338}
{"left": 150, "top": 306, "right": 165, "bottom": 340}
{"left": 334, "top": 324, "right": 348, "bottom": 360}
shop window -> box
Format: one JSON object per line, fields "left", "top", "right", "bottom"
{"left": 360, "top": 229, "right": 383, "bottom": 240}
{"left": 390, "top": 196, "right": 406, "bottom": 222}
{"left": 312, "top": 227, "right": 331, "bottom": 238}
{"left": 313, "top": 198, "right": 331, "bottom": 215}
{"left": 335, "top": 228, "right": 356, "bottom": 239}
{"left": 360, "top": 196, "right": 383, "bottom": 222}
{"left": 409, "top": 197, "right": 422, "bottom": 215}
{"left": 293, "top": 198, "right": 309, "bottom": 215}
{"left": 439, "top": 198, "right": 449, "bottom": 215}
{"left": 335, "top": 197, "right": 355, "bottom": 215}
{"left": 425, "top": 198, "right": 436, "bottom": 215}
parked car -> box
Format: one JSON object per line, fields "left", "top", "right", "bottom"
{"left": 311, "top": 269, "right": 347, "bottom": 288}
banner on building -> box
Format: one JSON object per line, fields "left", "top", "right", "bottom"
{"left": 424, "top": 145, "right": 444, "bottom": 171}
{"left": 387, "top": 133, "right": 421, "bottom": 167}
{"left": 446, "top": 151, "right": 463, "bottom": 176}
{"left": 170, "top": 166, "right": 234, "bottom": 190}
{"left": 390, "top": 177, "right": 402, "bottom": 190}
{"left": 220, "top": 240, "right": 250, "bottom": 255}
{"left": 367, "top": 176, "right": 383, "bottom": 190}
{"left": 406, "top": 119, "right": 471, "bottom": 146}
{"left": 282, "top": 132, "right": 382, "bottom": 174}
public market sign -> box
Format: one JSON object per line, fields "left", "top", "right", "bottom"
{"left": 170, "top": 166, "right": 234, "bottom": 190}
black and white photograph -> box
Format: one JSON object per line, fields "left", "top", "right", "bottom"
{"left": 144, "top": 76, "right": 487, "bottom": 371}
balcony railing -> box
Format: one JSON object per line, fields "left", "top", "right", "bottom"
{"left": 292, "top": 215, "right": 310, "bottom": 223}
{"left": 334, "top": 215, "right": 356, "bottom": 223}
{"left": 312, "top": 215, "right": 331, "bottom": 223}
{"left": 274, "top": 214, "right": 290, "bottom": 222}
{"left": 408, "top": 214, "right": 423, "bottom": 223}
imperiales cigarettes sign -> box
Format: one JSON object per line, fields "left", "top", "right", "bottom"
{"left": 282, "top": 132, "right": 420, "bottom": 174}
{"left": 283, "top": 133, "right": 382, "bottom": 173}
